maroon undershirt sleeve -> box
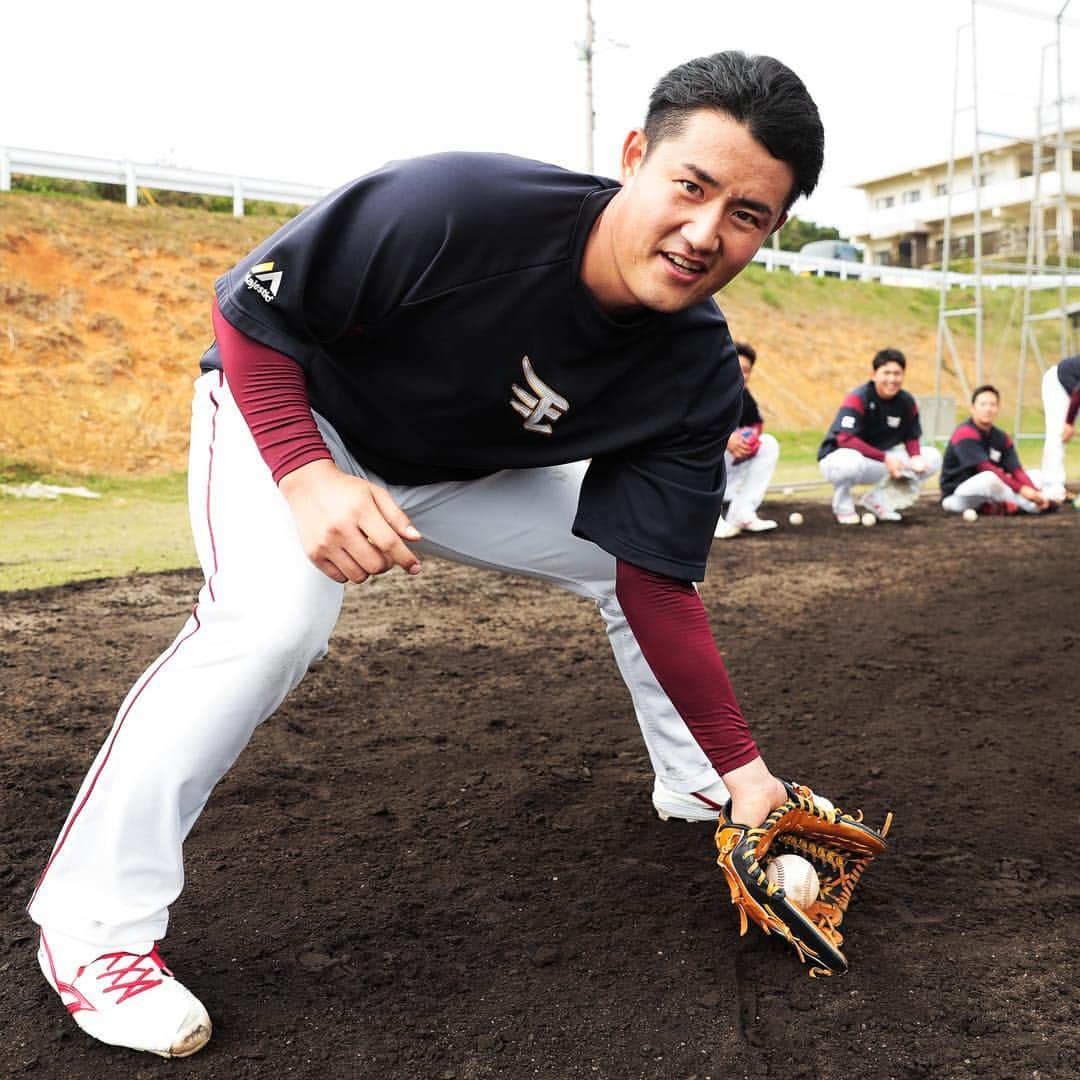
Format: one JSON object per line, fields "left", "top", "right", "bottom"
{"left": 615, "top": 560, "right": 759, "bottom": 777}
{"left": 835, "top": 431, "right": 886, "bottom": 462}
{"left": 1012, "top": 467, "right": 1035, "bottom": 491}
{"left": 211, "top": 299, "right": 333, "bottom": 483}
{"left": 1067, "top": 390, "right": 1080, "bottom": 425}
{"left": 904, "top": 437, "right": 921, "bottom": 457}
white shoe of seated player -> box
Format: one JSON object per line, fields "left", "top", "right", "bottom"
{"left": 736, "top": 516, "right": 778, "bottom": 533}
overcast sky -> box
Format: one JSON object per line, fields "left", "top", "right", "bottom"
{"left": 3, "top": 0, "right": 1077, "bottom": 234}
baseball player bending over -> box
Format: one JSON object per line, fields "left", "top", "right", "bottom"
{"left": 1039, "top": 353, "right": 1080, "bottom": 502}
{"left": 941, "top": 384, "right": 1056, "bottom": 515}
{"left": 817, "top": 348, "right": 941, "bottom": 524}
{"left": 28, "top": 53, "right": 825, "bottom": 1058}
{"left": 713, "top": 341, "right": 780, "bottom": 538}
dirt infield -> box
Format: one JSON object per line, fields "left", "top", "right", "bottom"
{"left": 2, "top": 501, "right": 1077, "bottom": 1079}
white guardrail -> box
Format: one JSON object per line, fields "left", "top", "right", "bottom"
{"left": 4, "top": 144, "right": 1080, "bottom": 291}
{"left": 0, "top": 145, "right": 329, "bottom": 217}
{"left": 752, "top": 244, "right": 1080, "bottom": 291}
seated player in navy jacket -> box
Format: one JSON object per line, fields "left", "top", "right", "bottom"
{"left": 941, "top": 384, "right": 1055, "bottom": 515}
{"left": 713, "top": 341, "right": 781, "bottom": 537}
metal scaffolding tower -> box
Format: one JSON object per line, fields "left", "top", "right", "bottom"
{"left": 936, "top": 0, "right": 1079, "bottom": 437}
{"left": 1016, "top": 2, "right": 1079, "bottom": 434}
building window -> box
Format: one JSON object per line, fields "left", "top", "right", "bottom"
{"left": 902, "top": 189, "right": 922, "bottom": 204}
{"left": 935, "top": 183, "right": 948, "bottom": 196}
{"left": 978, "top": 172, "right": 994, "bottom": 187}
{"left": 1073, "top": 149, "right": 1080, "bottom": 171}
{"left": 874, "top": 195, "right": 895, "bottom": 210}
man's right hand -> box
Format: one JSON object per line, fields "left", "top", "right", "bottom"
{"left": 278, "top": 459, "right": 422, "bottom": 584}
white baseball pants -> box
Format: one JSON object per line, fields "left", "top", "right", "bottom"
{"left": 1040, "top": 365, "right": 1069, "bottom": 501}
{"left": 722, "top": 433, "right": 779, "bottom": 526}
{"left": 941, "top": 469, "right": 1044, "bottom": 514}
{"left": 818, "top": 444, "right": 942, "bottom": 517}
{"left": 29, "top": 372, "right": 722, "bottom": 948}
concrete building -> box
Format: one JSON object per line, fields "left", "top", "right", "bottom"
{"left": 852, "top": 130, "right": 1080, "bottom": 268}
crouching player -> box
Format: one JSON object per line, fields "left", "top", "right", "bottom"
{"left": 817, "top": 348, "right": 941, "bottom": 524}
{"left": 941, "top": 385, "right": 1056, "bottom": 516}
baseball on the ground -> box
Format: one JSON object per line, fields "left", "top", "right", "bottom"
{"left": 861, "top": 512, "right": 877, "bottom": 527}
{"left": 765, "top": 853, "right": 821, "bottom": 910}
{"left": 788, "top": 511, "right": 804, "bottom": 526}
{"left": 962, "top": 508, "right": 978, "bottom": 522}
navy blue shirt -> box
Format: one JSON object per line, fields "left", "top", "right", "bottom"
{"left": 941, "top": 420, "right": 1025, "bottom": 496}
{"left": 737, "top": 388, "right": 763, "bottom": 429}
{"left": 201, "top": 153, "right": 743, "bottom": 580}
{"left": 817, "top": 381, "right": 922, "bottom": 459}
{"left": 1057, "top": 355, "right": 1080, "bottom": 394}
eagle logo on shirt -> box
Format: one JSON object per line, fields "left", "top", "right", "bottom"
{"left": 510, "top": 357, "right": 569, "bottom": 435}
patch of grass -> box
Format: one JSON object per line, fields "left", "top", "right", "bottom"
{"left": 0, "top": 469, "right": 195, "bottom": 592}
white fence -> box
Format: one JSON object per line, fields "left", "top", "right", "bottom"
{"left": 4, "top": 145, "right": 1080, "bottom": 291}
{"left": 752, "top": 244, "right": 1080, "bottom": 290}
{"left": 0, "top": 146, "right": 329, "bottom": 217}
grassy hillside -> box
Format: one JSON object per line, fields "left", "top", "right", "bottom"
{"left": 1, "top": 189, "right": 1077, "bottom": 476}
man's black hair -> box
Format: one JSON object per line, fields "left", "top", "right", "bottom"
{"left": 873, "top": 348, "right": 906, "bottom": 371}
{"left": 733, "top": 341, "right": 757, "bottom": 367}
{"left": 971, "top": 384, "right": 1000, "bottom": 404}
{"left": 645, "top": 51, "right": 824, "bottom": 211}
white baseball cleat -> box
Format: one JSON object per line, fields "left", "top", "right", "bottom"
{"left": 37, "top": 929, "right": 211, "bottom": 1058}
{"left": 834, "top": 512, "right": 861, "bottom": 525}
{"left": 713, "top": 518, "right": 740, "bottom": 539}
{"left": 859, "top": 492, "right": 902, "bottom": 522}
{"left": 652, "top": 776, "right": 730, "bottom": 822}
{"left": 737, "top": 516, "right": 778, "bottom": 533}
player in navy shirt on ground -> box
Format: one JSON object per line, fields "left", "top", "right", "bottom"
{"left": 713, "top": 341, "right": 780, "bottom": 537}
{"left": 817, "top": 348, "right": 941, "bottom": 524}
{"left": 941, "top": 385, "right": 1054, "bottom": 515}
{"left": 1040, "top": 354, "right": 1080, "bottom": 501}
{"left": 29, "top": 52, "right": 828, "bottom": 1059}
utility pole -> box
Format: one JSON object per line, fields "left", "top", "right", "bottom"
{"left": 577, "top": 1, "right": 626, "bottom": 175}
{"left": 581, "top": 0, "right": 596, "bottom": 173}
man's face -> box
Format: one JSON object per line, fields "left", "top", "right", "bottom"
{"left": 585, "top": 110, "right": 793, "bottom": 316}
{"left": 971, "top": 390, "right": 1000, "bottom": 430}
{"left": 872, "top": 361, "right": 905, "bottom": 400}
{"left": 738, "top": 355, "right": 754, "bottom": 384}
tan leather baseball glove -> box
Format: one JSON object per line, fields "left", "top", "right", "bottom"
{"left": 715, "top": 780, "right": 892, "bottom": 977}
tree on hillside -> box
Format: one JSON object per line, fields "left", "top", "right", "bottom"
{"left": 775, "top": 217, "right": 842, "bottom": 251}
